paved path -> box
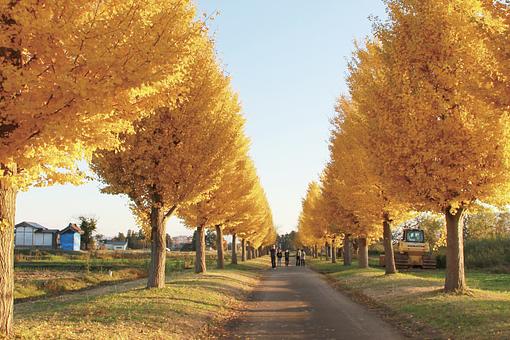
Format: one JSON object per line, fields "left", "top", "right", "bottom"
{"left": 226, "top": 265, "right": 403, "bottom": 340}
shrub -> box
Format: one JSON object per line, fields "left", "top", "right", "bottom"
{"left": 464, "top": 237, "right": 510, "bottom": 269}
{"left": 368, "top": 243, "right": 385, "bottom": 256}
{"left": 436, "top": 253, "right": 446, "bottom": 269}
{"left": 435, "top": 237, "right": 510, "bottom": 270}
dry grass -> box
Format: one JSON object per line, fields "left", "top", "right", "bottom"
{"left": 12, "top": 257, "right": 268, "bottom": 339}
{"left": 14, "top": 268, "right": 146, "bottom": 300}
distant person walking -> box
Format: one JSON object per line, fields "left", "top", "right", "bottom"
{"left": 296, "top": 249, "right": 301, "bottom": 266}
{"left": 270, "top": 245, "right": 276, "bottom": 269}
{"left": 277, "top": 248, "right": 283, "bottom": 267}
{"left": 301, "top": 250, "right": 306, "bottom": 266}
{"left": 284, "top": 249, "right": 290, "bottom": 266}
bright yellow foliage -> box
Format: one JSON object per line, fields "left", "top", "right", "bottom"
{"left": 0, "top": 0, "right": 201, "bottom": 189}
{"left": 348, "top": 0, "right": 510, "bottom": 213}
{"left": 297, "top": 181, "right": 326, "bottom": 247}
{"left": 178, "top": 149, "right": 276, "bottom": 247}
{"left": 92, "top": 36, "right": 244, "bottom": 222}
{"left": 326, "top": 97, "right": 411, "bottom": 238}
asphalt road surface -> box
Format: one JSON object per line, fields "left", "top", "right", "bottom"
{"left": 226, "top": 264, "right": 404, "bottom": 340}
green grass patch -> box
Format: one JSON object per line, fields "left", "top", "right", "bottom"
{"left": 310, "top": 258, "right": 510, "bottom": 339}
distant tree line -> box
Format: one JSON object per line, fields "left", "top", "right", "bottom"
{"left": 276, "top": 231, "right": 297, "bottom": 250}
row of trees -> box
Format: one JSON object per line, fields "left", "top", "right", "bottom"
{"left": 0, "top": 0, "right": 275, "bottom": 335}
{"left": 297, "top": 0, "right": 510, "bottom": 293}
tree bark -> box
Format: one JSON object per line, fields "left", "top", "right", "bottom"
{"left": 325, "top": 241, "right": 330, "bottom": 260}
{"left": 343, "top": 234, "right": 352, "bottom": 266}
{"left": 231, "top": 233, "right": 237, "bottom": 264}
{"left": 247, "top": 242, "right": 252, "bottom": 260}
{"left": 251, "top": 247, "right": 255, "bottom": 259}
{"left": 241, "top": 238, "right": 246, "bottom": 261}
{"left": 444, "top": 206, "right": 467, "bottom": 292}
{"left": 314, "top": 244, "right": 318, "bottom": 258}
{"left": 147, "top": 205, "right": 166, "bottom": 288}
{"left": 358, "top": 237, "right": 369, "bottom": 268}
{"left": 215, "top": 225, "right": 224, "bottom": 269}
{"left": 195, "top": 225, "right": 206, "bottom": 273}
{"left": 331, "top": 237, "right": 337, "bottom": 263}
{"left": 0, "top": 180, "right": 16, "bottom": 336}
{"left": 382, "top": 216, "right": 397, "bottom": 274}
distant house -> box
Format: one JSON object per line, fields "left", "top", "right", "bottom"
{"left": 103, "top": 241, "right": 128, "bottom": 251}
{"left": 172, "top": 235, "right": 193, "bottom": 250}
{"left": 60, "top": 223, "right": 83, "bottom": 251}
{"left": 14, "top": 222, "right": 59, "bottom": 249}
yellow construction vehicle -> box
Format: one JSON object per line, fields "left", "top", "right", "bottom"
{"left": 379, "top": 228, "right": 436, "bottom": 269}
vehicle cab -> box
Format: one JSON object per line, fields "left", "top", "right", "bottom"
{"left": 396, "top": 228, "right": 430, "bottom": 265}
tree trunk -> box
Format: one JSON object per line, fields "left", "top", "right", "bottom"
{"left": 0, "top": 180, "right": 16, "bottom": 336}
{"left": 445, "top": 206, "right": 467, "bottom": 292}
{"left": 195, "top": 225, "right": 207, "bottom": 273}
{"left": 325, "top": 242, "right": 330, "bottom": 260}
{"left": 148, "top": 206, "right": 166, "bottom": 288}
{"left": 353, "top": 239, "right": 359, "bottom": 255}
{"left": 231, "top": 233, "right": 237, "bottom": 264}
{"left": 383, "top": 216, "right": 397, "bottom": 274}
{"left": 331, "top": 237, "right": 337, "bottom": 263}
{"left": 215, "top": 225, "right": 224, "bottom": 269}
{"left": 251, "top": 247, "right": 255, "bottom": 259}
{"left": 358, "top": 237, "right": 369, "bottom": 268}
{"left": 247, "top": 242, "right": 252, "bottom": 260}
{"left": 314, "top": 245, "right": 318, "bottom": 258}
{"left": 343, "top": 234, "right": 352, "bottom": 266}
{"left": 241, "top": 238, "right": 246, "bottom": 261}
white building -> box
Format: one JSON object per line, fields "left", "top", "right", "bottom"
{"left": 102, "top": 241, "right": 128, "bottom": 250}
{"left": 14, "top": 222, "right": 59, "bottom": 249}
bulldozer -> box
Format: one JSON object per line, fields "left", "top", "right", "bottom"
{"left": 379, "top": 228, "right": 436, "bottom": 269}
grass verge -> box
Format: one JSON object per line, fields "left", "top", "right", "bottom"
{"left": 15, "top": 268, "right": 146, "bottom": 301}
{"left": 13, "top": 256, "right": 268, "bottom": 339}
{"left": 14, "top": 251, "right": 224, "bottom": 301}
{"left": 310, "top": 258, "right": 510, "bottom": 339}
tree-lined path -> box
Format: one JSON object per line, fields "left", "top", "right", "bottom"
{"left": 226, "top": 265, "right": 403, "bottom": 339}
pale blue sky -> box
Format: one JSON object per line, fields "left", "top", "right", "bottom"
{"left": 16, "top": 1, "right": 387, "bottom": 237}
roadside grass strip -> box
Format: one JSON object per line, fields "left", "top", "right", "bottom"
{"left": 13, "top": 257, "right": 268, "bottom": 339}
{"left": 311, "top": 259, "right": 510, "bottom": 339}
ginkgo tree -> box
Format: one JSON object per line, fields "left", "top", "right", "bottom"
{"left": 319, "top": 174, "right": 348, "bottom": 264}
{"left": 222, "top": 182, "right": 273, "bottom": 265}
{"left": 179, "top": 154, "right": 268, "bottom": 270}
{"left": 297, "top": 182, "right": 326, "bottom": 256}
{"left": 349, "top": 0, "right": 510, "bottom": 292}
{"left": 235, "top": 185, "right": 274, "bottom": 262}
{"left": 0, "top": 0, "right": 200, "bottom": 334}
{"left": 326, "top": 96, "right": 407, "bottom": 273}
{"left": 92, "top": 37, "right": 245, "bottom": 288}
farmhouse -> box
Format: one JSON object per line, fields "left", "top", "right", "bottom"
{"left": 60, "top": 223, "right": 84, "bottom": 251}
{"left": 14, "top": 222, "right": 59, "bottom": 249}
{"left": 172, "top": 235, "right": 193, "bottom": 250}
{"left": 102, "top": 240, "right": 128, "bottom": 250}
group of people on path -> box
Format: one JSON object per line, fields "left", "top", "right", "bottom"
{"left": 270, "top": 245, "right": 306, "bottom": 269}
